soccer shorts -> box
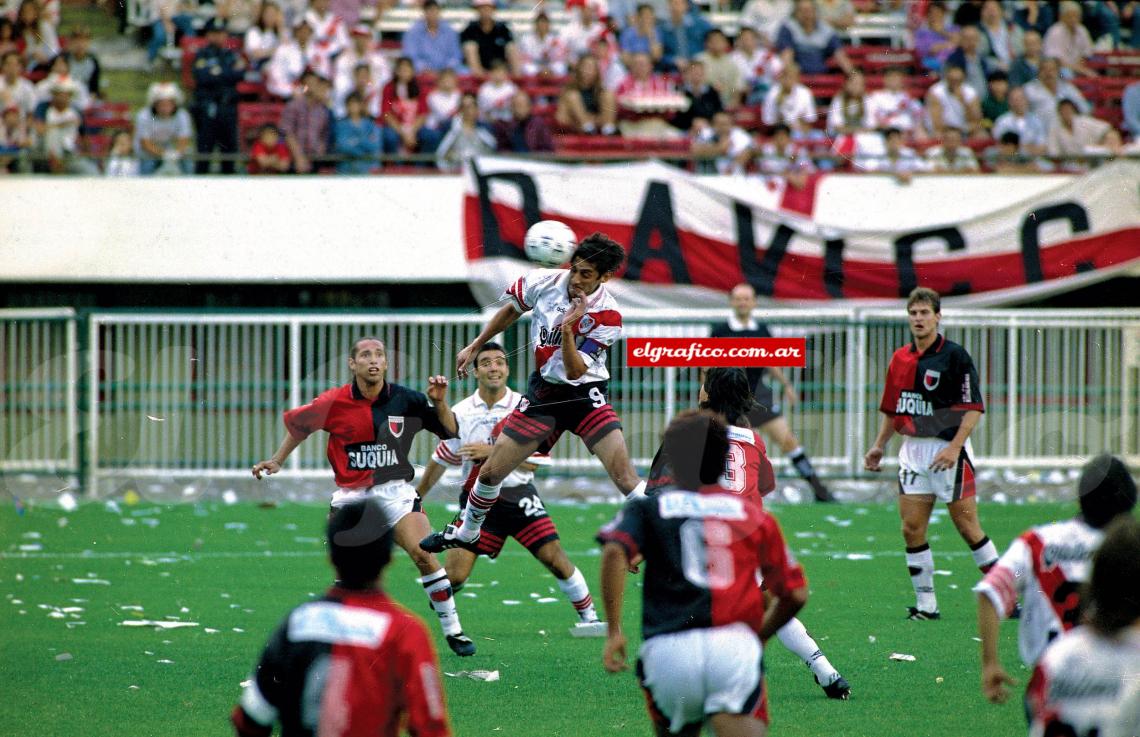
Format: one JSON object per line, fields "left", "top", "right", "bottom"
{"left": 500, "top": 371, "right": 622, "bottom": 453}
{"left": 637, "top": 623, "right": 767, "bottom": 734}
{"left": 330, "top": 480, "right": 422, "bottom": 527}
{"left": 457, "top": 483, "right": 559, "bottom": 558}
{"left": 897, "top": 437, "right": 977, "bottom": 504}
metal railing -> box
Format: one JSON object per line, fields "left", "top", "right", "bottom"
{"left": 1, "top": 308, "right": 1137, "bottom": 495}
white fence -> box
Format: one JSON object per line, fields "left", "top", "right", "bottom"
{"left": 1, "top": 308, "right": 1137, "bottom": 495}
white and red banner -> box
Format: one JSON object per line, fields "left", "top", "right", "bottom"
{"left": 463, "top": 158, "right": 1140, "bottom": 308}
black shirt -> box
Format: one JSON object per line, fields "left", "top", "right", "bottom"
{"left": 710, "top": 319, "right": 774, "bottom": 402}
{"left": 460, "top": 20, "right": 513, "bottom": 70}
{"left": 671, "top": 85, "right": 723, "bottom": 131}
{"left": 879, "top": 334, "right": 985, "bottom": 441}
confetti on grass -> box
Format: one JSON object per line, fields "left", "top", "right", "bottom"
{"left": 444, "top": 670, "right": 500, "bottom": 682}
{"left": 889, "top": 653, "right": 917, "bottom": 662}
{"left": 119, "top": 620, "right": 200, "bottom": 629}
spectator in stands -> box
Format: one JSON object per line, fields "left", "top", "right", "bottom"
{"left": 13, "top": 0, "right": 57, "bottom": 71}
{"left": 761, "top": 61, "right": 816, "bottom": 137}
{"left": 245, "top": 2, "right": 286, "bottom": 71}
{"left": 732, "top": 26, "right": 782, "bottom": 103}
{"left": 329, "top": 0, "right": 368, "bottom": 29}
{"left": 981, "top": 130, "right": 1047, "bottom": 172}
{"left": 0, "top": 19, "right": 17, "bottom": 59}
{"left": 436, "top": 92, "right": 495, "bottom": 171}
{"left": 952, "top": 0, "right": 984, "bottom": 28}
{"left": 520, "top": 12, "right": 569, "bottom": 77}
{"left": 1124, "top": 81, "right": 1140, "bottom": 139}
{"left": 924, "top": 125, "right": 979, "bottom": 172}
{"left": 381, "top": 56, "right": 437, "bottom": 156}
{"left": 993, "top": 86, "right": 1047, "bottom": 155}
{"left": 1043, "top": 1, "right": 1095, "bottom": 77}
{"left": 0, "top": 51, "right": 36, "bottom": 120}
{"left": 660, "top": 0, "right": 712, "bottom": 72}
{"left": 63, "top": 27, "right": 100, "bottom": 101}
{"left": 620, "top": 4, "right": 665, "bottom": 70}
{"left": 248, "top": 122, "right": 291, "bottom": 173}
{"left": 740, "top": 0, "right": 793, "bottom": 45}
{"left": 615, "top": 51, "right": 681, "bottom": 136}
{"left": 980, "top": 70, "right": 1009, "bottom": 130}
{"left": 561, "top": 0, "right": 609, "bottom": 65}
{"left": 462, "top": 0, "right": 519, "bottom": 76}
{"left": 1082, "top": 1, "right": 1123, "bottom": 50}
{"left": 0, "top": 103, "right": 29, "bottom": 172}
{"left": 696, "top": 28, "right": 743, "bottom": 107}
{"left": 1013, "top": 0, "right": 1054, "bottom": 37}
{"left": 671, "top": 58, "right": 722, "bottom": 132}
{"left": 335, "top": 25, "right": 390, "bottom": 107}
{"left": 816, "top": 0, "right": 854, "bottom": 32}
{"left": 826, "top": 68, "right": 870, "bottom": 136}
{"left": 32, "top": 79, "right": 97, "bottom": 174}
{"left": 1008, "top": 29, "right": 1043, "bottom": 87}
{"left": 556, "top": 53, "right": 618, "bottom": 134}
{"left": 1023, "top": 56, "right": 1090, "bottom": 132}
{"left": 266, "top": 20, "right": 314, "bottom": 99}
{"left": 334, "top": 62, "right": 380, "bottom": 117}
{"left": 1124, "top": 1, "right": 1140, "bottom": 49}
{"left": 218, "top": 0, "right": 258, "bottom": 35}
{"left": 333, "top": 91, "right": 380, "bottom": 173}
{"left": 426, "top": 67, "right": 461, "bottom": 134}
{"left": 592, "top": 34, "right": 629, "bottom": 90}
{"left": 756, "top": 121, "right": 813, "bottom": 187}
{"left": 924, "top": 63, "right": 982, "bottom": 138}
{"left": 134, "top": 81, "right": 193, "bottom": 175}
{"left": 860, "top": 126, "right": 922, "bottom": 181}
{"left": 402, "top": 0, "right": 464, "bottom": 73}
{"left": 1047, "top": 98, "right": 1122, "bottom": 159}
{"left": 947, "top": 25, "right": 996, "bottom": 104}
{"left": 692, "top": 109, "right": 754, "bottom": 174}
{"left": 867, "top": 66, "right": 926, "bottom": 140}
{"left": 193, "top": 19, "right": 245, "bottom": 174}
{"left": 776, "top": 0, "right": 852, "bottom": 75}
{"left": 34, "top": 55, "right": 90, "bottom": 111}
{"left": 977, "top": 0, "right": 1022, "bottom": 71}
{"left": 147, "top": 0, "right": 194, "bottom": 68}
{"left": 104, "top": 129, "right": 140, "bottom": 176}
{"left": 304, "top": 0, "right": 349, "bottom": 71}
{"left": 477, "top": 58, "right": 518, "bottom": 123}
{"left": 494, "top": 89, "right": 554, "bottom": 153}
{"left": 914, "top": 0, "right": 958, "bottom": 73}
{"left": 280, "top": 69, "right": 333, "bottom": 173}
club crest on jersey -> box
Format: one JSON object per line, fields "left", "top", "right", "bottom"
{"left": 388, "top": 416, "right": 405, "bottom": 438}
{"left": 923, "top": 369, "right": 941, "bottom": 391}
{"left": 577, "top": 314, "right": 595, "bottom": 334}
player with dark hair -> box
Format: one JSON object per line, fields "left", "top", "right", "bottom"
{"left": 232, "top": 497, "right": 452, "bottom": 737}
{"left": 975, "top": 452, "right": 1137, "bottom": 706}
{"left": 1026, "top": 515, "right": 1140, "bottom": 737}
{"left": 417, "top": 341, "right": 605, "bottom": 635}
{"left": 422, "top": 232, "right": 644, "bottom": 553}
{"left": 646, "top": 368, "right": 850, "bottom": 700}
{"left": 599, "top": 410, "right": 809, "bottom": 737}
{"left": 711, "top": 283, "right": 835, "bottom": 502}
{"left": 864, "top": 287, "right": 1000, "bottom": 620}
{"left": 252, "top": 336, "right": 475, "bottom": 656}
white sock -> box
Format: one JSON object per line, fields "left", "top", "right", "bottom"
{"left": 458, "top": 479, "right": 501, "bottom": 542}
{"left": 971, "top": 536, "right": 999, "bottom": 573}
{"left": 420, "top": 569, "right": 462, "bottom": 636}
{"left": 777, "top": 618, "right": 839, "bottom": 684}
{"left": 557, "top": 567, "right": 597, "bottom": 622}
{"left": 906, "top": 544, "right": 938, "bottom": 612}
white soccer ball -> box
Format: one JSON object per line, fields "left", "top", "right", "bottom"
{"left": 523, "top": 220, "right": 578, "bottom": 268}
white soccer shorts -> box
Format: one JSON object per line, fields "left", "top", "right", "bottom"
{"left": 330, "top": 481, "right": 421, "bottom": 527}
{"left": 897, "top": 437, "right": 977, "bottom": 504}
{"left": 638, "top": 622, "right": 765, "bottom": 734}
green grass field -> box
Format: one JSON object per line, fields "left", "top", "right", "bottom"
{"left": 1, "top": 498, "right": 1059, "bottom": 737}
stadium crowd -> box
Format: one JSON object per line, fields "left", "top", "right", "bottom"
{"left": 1, "top": 0, "right": 1139, "bottom": 174}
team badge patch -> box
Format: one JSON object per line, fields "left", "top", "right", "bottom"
{"left": 388, "top": 416, "right": 405, "bottom": 438}
{"left": 923, "top": 369, "right": 941, "bottom": 391}
{"left": 577, "top": 314, "right": 595, "bottom": 333}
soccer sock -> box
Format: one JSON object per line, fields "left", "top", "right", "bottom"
{"left": 788, "top": 447, "right": 818, "bottom": 481}
{"left": 420, "top": 569, "right": 462, "bottom": 637}
{"left": 776, "top": 618, "right": 839, "bottom": 685}
{"left": 458, "top": 479, "right": 501, "bottom": 542}
{"left": 557, "top": 567, "right": 598, "bottom": 622}
{"left": 905, "top": 544, "right": 938, "bottom": 613}
{"left": 970, "top": 536, "right": 999, "bottom": 574}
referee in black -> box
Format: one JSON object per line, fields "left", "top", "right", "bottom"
{"left": 710, "top": 282, "right": 835, "bottom": 502}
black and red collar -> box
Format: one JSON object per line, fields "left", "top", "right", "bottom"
{"left": 909, "top": 334, "right": 945, "bottom": 355}
{"left": 350, "top": 379, "right": 389, "bottom": 401}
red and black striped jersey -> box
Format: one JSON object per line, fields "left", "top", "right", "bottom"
{"left": 232, "top": 587, "right": 451, "bottom": 737}
{"left": 598, "top": 491, "right": 806, "bottom": 640}
{"left": 879, "top": 334, "right": 985, "bottom": 441}
{"left": 646, "top": 425, "right": 777, "bottom": 508}
{"left": 283, "top": 380, "right": 454, "bottom": 488}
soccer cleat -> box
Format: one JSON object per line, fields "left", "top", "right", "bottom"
{"left": 809, "top": 477, "right": 837, "bottom": 503}
{"left": 816, "top": 674, "right": 851, "bottom": 700}
{"left": 446, "top": 632, "right": 477, "bottom": 657}
{"left": 907, "top": 606, "right": 941, "bottom": 621}
{"left": 569, "top": 621, "right": 608, "bottom": 638}
{"left": 420, "top": 525, "right": 480, "bottom": 554}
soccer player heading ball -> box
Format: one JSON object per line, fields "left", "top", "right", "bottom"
{"left": 421, "top": 232, "right": 645, "bottom": 554}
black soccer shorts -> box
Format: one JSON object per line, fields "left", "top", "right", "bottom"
{"left": 458, "top": 483, "right": 560, "bottom": 558}
{"left": 500, "top": 371, "right": 623, "bottom": 453}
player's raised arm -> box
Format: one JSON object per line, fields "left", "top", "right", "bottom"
{"left": 426, "top": 375, "right": 458, "bottom": 436}
{"left": 456, "top": 305, "right": 521, "bottom": 377}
